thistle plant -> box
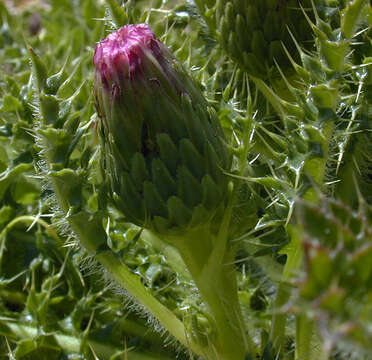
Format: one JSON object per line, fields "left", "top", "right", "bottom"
{"left": 1, "top": 0, "right": 372, "bottom": 359}
{"left": 93, "top": 23, "right": 249, "bottom": 360}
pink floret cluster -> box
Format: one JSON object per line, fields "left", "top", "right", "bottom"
{"left": 93, "top": 24, "right": 162, "bottom": 88}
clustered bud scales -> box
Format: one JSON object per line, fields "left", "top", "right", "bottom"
{"left": 93, "top": 24, "right": 231, "bottom": 235}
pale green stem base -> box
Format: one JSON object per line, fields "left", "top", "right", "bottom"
{"left": 270, "top": 225, "right": 303, "bottom": 352}
{"left": 166, "top": 227, "right": 253, "bottom": 360}
{"left": 295, "top": 316, "right": 313, "bottom": 360}
{"left": 269, "top": 283, "right": 290, "bottom": 352}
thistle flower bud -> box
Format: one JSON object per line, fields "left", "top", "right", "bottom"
{"left": 93, "top": 24, "right": 231, "bottom": 235}
{"left": 196, "top": 0, "right": 345, "bottom": 77}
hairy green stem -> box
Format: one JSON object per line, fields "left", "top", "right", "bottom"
{"left": 47, "top": 174, "right": 206, "bottom": 358}
{"left": 295, "top": 315, "right": 314, "bottom": 360}
{"left": 269, "top": 285, "right": 290, "bottom": 352}
{"left": 270, "top": 225, "right": 303, "bottom": 352}
{"left": 166, "top": 225, "right": 253, "bottom": 360}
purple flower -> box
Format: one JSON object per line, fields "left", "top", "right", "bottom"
{"left": 93, "top": 24, "right": 184, "bottom": 100}
{"left": 94, "top": 25, "right": 155, "bottom": 85}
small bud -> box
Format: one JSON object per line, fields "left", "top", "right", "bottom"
{"left": 93, "top": 24, "right": 231, "bottom": 235}
{"left": 196, "top": 0, "right": 346, "bottom": 77}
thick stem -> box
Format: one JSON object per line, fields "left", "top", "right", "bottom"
{"left": 295, "top": 315, "right": 313, "bottom": 360}
{"left": 270, "top": 225, "right": 303, "bottom": 351}
{"left": 169, "top": 227, "right": 249, "bottom": 360}
{"left": 95, "top": 251, "right": 192, "bottom": 349}
{"left": 269, "top": 284, "right": 290, "bottom": 352}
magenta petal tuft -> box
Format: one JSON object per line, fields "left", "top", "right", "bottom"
{"left": 93, "top": 24, "right": 164, "bottom": 88}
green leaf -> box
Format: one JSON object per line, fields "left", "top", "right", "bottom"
{"left": 310, "top": 83, "right": 339, "bottom": 110}
{"left": 279, "top": 225, "right": 303, "bottom": 280}
{"left": 48, "top": 168, "right": 85, "bottom": 208}
{"left": 0, "top": 94, "right": 23, "bottom": 112}
{"left": 105, "top": 0, "right": 128, "bottom": 28}
{"left": 29, "top": 47, "right": 47, "bottom": 92}
{"left": 11, "top": 176, "right": 39, "bottom": 205}
{"left": 0, "top": 163, "right": 33, "bottom": 200}
{"left": 349, "top": 245, "right": 372, "bottom": 284}
{"left": 0, "top": 205, "right": 14, "bottom": 225}
{"left": 14, "top": 337, "right": 61, "bottom": 360}
{"left": 244, "top": 176, "right": 289, "bottom": 190}
{"left": 341, "top": 0, "right": 369, "bottom": 39}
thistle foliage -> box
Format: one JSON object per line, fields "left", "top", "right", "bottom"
{"left": 1, "top": 0, "right": 372, "bottom": 359}
{"left": 194, "top": 0, "right": 347, "bottom": 77}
